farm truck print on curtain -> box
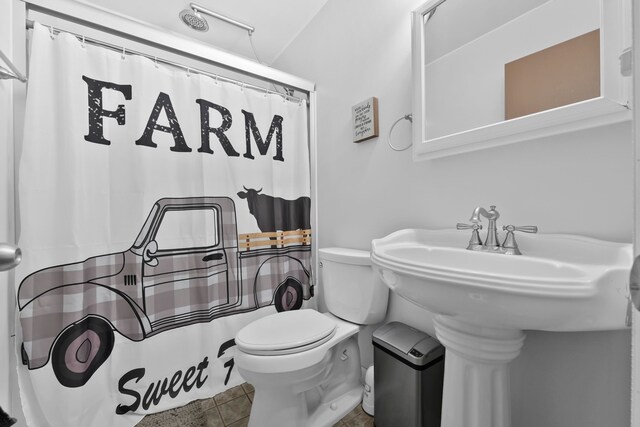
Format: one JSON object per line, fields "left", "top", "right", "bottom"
{"left": 18, "top": 196, "right": 312, "bottom": 388}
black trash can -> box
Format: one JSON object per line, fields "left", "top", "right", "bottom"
{"left": 372, "top": 322, "right": 444, "bottom": 427}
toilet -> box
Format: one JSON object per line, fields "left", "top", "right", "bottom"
{"left": 235, "top": 247, "right": 389, "bottom": 427}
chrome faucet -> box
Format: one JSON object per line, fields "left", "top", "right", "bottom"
{"left": 457, "top": 205, "right": 538, "bottom": 255}
{"left": 470, "top": 205, "right": 500, "bottom": 248}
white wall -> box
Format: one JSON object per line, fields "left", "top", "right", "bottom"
{"left": 274, "top": 1, "right": 632, "bottom": 425}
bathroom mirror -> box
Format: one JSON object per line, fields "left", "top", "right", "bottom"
{"left": 411, "top": 0, "right": 632, "bottom": 160}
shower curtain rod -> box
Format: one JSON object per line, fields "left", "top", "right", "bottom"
{"left": 25, "top": 20, "right": 307, "bottom": 105}
{"left": 0, "top": 48, "right": 27, "bottom": 82}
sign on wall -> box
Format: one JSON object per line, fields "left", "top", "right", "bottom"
{"left": 352, "top": 96, "right": 379, "bottom": 143}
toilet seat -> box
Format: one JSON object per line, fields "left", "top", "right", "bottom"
{"left": 236, "top": 309, "right": 337, "bottom": 356}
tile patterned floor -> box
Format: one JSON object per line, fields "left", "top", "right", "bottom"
{"left": 331, "top": 402, "right": 374, "bottom": 427}
{"left": 204, "top": 383, "right": 254, "bottom": 427}
{"left": 138, "top": 382, "right": 373, "bottom": 427}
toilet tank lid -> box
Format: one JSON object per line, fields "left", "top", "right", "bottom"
{"left": 318, "top": 247, "right": 370, "bottom": 265}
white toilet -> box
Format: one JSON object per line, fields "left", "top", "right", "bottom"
{"left": 235, "top": 247, "right": 389, "bottom": 427}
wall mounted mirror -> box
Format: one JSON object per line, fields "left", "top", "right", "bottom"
{"left": 411, "top": 0, "right": 632, "bottom": 160}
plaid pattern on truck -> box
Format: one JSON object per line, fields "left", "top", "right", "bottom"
{"left": 239, "top": 247, "right": 312, "bottom": 307}
{"left": 144, "top": 267, "right": 241, "bottom": 331}
{"left": 18, "top": 253, "right": 149, "bottom": 369}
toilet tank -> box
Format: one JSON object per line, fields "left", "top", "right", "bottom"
{"left": 319, "top": 247, "right": 389, "bottom": 325}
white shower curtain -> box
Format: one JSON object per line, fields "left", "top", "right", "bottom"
{"left": 15, "top": 23, "right": 313, "bottom": 427}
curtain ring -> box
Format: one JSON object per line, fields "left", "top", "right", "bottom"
{"left": 186, "top": 66, "right": 191, "bottom": 77}
{"left": 121, "top": 47, "right": 126, "bottom": 60}
{"left": 49, "top": 26, "right": 55, "bottom": 40}
{"left": 154, "top": 56, "right": 159, "bottom": 68}
{"left": 214, "top": 75, "right": 219, "bottom": 85}
{"left": 388, "top": 114, "right": 413, "bottom": 152}
{"left": 81, "top": 35, "right": 86, "bottom": 49}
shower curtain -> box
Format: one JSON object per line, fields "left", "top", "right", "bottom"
{"left": 15, "top": 23, "right": 313, "bottom": 427}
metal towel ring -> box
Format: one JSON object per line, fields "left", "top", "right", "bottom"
{"left": 388, "top": 114, "right": 413, "bottom": 152}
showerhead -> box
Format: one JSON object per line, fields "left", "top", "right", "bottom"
{"left": 179, "top": 8, "right": 209, "bottom": 32}
{"left": 179, "top": 3, "right": 255, "bottom": 35}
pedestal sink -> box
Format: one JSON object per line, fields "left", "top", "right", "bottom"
{"left": 370, "top": 229, "right": 632, "bottom": 427}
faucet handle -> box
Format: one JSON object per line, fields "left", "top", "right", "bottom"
{"left": 502, "top": 225, "right": 538, "bottom": 234}
{"left": 457, "top": 223, "right": 483, "bottom": 249}
{"left": 501, "top": 225, "right": 538, "bottom": 255}
{"left": 457, "top": 223, "right": 482, "bottom": 231}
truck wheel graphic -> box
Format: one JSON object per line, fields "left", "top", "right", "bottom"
{"left": 275, "top": 279, "right": 303, "bottom": 312}
{"left": 52, "top": 317, "right": 115, "bottom": 388}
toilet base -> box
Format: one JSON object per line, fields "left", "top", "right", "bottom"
{"left": 243, "top": 334, "right": 363, "bottom": 427}
{"left": 248, "top": 383, "right": 363, "bottom": 427}
{"left": 306, "top": 386, "right": 363, "bottom": 427}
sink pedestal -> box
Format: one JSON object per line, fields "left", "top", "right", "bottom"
{"left": 433, "top": 316, "right": 526, "bottom": 427}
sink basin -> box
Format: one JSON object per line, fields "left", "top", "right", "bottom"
{"left": 371, "top": 229, "right": 632, "bottom": 331}
{"left": 371, "top": 228, "right": 632, "bottom": 426}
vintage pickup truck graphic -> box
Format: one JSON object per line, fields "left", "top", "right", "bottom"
{"left": 17, "top": 196, "right": 312, "bottom": 388}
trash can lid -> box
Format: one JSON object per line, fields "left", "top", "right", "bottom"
{"left": 373, "top": 322, "right": 444, "bottom": 367}
{"left": 373, "top": 322, "right": 428, "bottom": 354}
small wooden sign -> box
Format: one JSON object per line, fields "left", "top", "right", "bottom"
{"left": 352, "top": 97, "right": 379, "bottom": 143}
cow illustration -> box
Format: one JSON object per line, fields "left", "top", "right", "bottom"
{"left": 237, "top": 187, "right": 311, "bottom": 232}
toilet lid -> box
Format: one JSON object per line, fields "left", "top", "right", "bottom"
{"left": 236, "top": 310, "right": 337, "bottom": 355}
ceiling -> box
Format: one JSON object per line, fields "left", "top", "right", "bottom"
{"left": 75, "top": 0, "right": 329, "bottom": 65}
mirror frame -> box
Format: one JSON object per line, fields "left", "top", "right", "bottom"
{"left": 411, "top": 0, "right": 632, "bottom": 161}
